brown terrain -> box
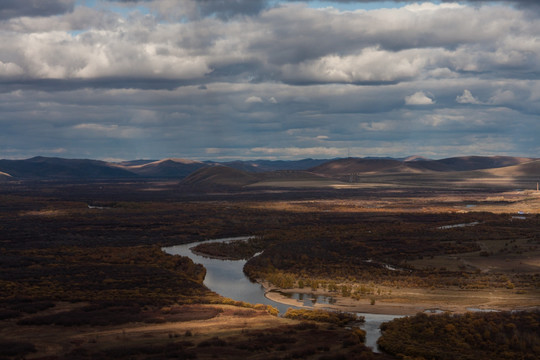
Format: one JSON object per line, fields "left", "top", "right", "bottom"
{"left": 0, "top": 155, "right": 538, "bottom": 359}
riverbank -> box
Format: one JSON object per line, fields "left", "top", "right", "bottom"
{"left": 261, "top": 281, "right": 540, "bottom": 315}
{"left": 177, "top": 243, "right": 540, "bottom": 316}
{"left": 190, "top": 248, "right": 245, "bottom": 261}
{"left": 264, "top": 288, "right": 421, "bottom": 315}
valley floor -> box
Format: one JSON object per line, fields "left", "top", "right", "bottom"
{"left": 264, "top": 284, "right": 540, "bottom": 315}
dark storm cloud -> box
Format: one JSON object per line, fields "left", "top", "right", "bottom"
{"left": 106, "top": 0, "right": 540, "bottom": 21}
{"left": 0, "top": 78, "right": 200, "bottom": 93}
{"left": 0, "top": 0, "right": 75, "bottom": 20}
{"left": 197, "top": 0, "right": 268, "bottom": 19}
{"left": 110, "top": 0, "right": 268, "bottom": 18}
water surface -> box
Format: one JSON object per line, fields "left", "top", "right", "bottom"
{"left": 163, "top": 237, "right": 291, "bottom": 314}
{"left": 358, "top": 313, "right": 405, "bottom": 350}
{"left": 163, "top": 237, "right": 403, "bottom": 352}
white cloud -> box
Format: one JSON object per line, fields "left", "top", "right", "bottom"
{"left": 419, "top": 113, "right": 467, "bottom": 128}
{"left": 250, "top": 146, "right": 343, "bottom": 157}
{"left": 74, "top": 123, "right": 118, "bottom": 132}
{"left": 245, "top": 96, "right": 263, "bottom": 103}
{"left": 456, "top": 89, "right": 482, "bottom": 104}
{"left": 404, "top": 91, "right": 434, "bottom": 105}
{"left": 489, "top": 89, "right": 516, "bottom": 105}
{"left": 281, "top": 47, "right": 428, "bottom": 84}
{"left": 1, "top": 22, "right": 212, "bottom": 80}
{"left": 1, "top": 2, "right": 539, "bottom": 87}
{"left": 0, "top": 61, "right": 24, "bottom": 77}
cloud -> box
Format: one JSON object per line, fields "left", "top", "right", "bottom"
{"left": 489, "top": 89, "right": 516, "bottom": 105}
{"left": 95, "top": 0, "right": 540, "bottom": 23}
{"left": 281, "top": 48, "right": 427, "bottom": 84}
{"left": 405, "top": 91, "right": 434, "bottom": 105}
{"left": 250, "top": 146, "right": 344, "bottom": 158}
{"left": 0, "top": 25, "right": 212, "bottom": 81}
{"left": 2, "top": 3, "right": 539, "bottom": 87}
{"left": 0, "top": 61, "right": 24, "bottom": 77}
{"left": 360, "top": 122, "right": 393, "bottom": 131}
{"left": 0, "top": 0, "right": 74, "bottom": 20}
{"left": 142, "top": 0, "right": 269, "bottom": 21}
{"left": 72, "top": 123, "right": 144, "bottom": 139}
{"left": 0, "top": 1, "right": 539, "bottom": 160}
{"left": 288, "top": 0, "right": 540, "bottom": 7}
{"left": 245, "top": 96, "right": 263, "bottom": 103}
{"left": 456, "top": 90, "right": 482, "bottom": 104}
{"left": 196, "top": 0, "right": 268, "bottom": 19}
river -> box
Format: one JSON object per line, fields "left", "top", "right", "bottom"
{"left": 162, "top": 236, "right": 403, "bottom": 351}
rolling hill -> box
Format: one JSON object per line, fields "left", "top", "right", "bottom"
{"left": 310, "top": 156, "right": 535, "bottom": 178}
{"left": 0, "top": 156, "right": 137, "bottom": 179}
{"left": 0, "top": 171, "right": 11, "bottom": 181}
{"left": 221, "top": 159, "right": 330, "bottom": 173}
{"left": 408, "top": 156, "right": 533, "bottom": 172}
{"left": 0, "top": 156, "right": 537, "bottom": 187}
{"left": 310, "top": 158, "right": 431, "bottom": 177}
{"left": 180, "top": 165, "right": 261, "bottom": 188}
{"left": 482, "top": 159, "right": 540, "bottom": 178}
{"left": 117, "top": 158, "right": 208, "bottom": 178}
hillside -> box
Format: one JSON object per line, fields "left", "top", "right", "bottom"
{"left": 0, "top": 155, "right": 537, "bottom": 185}
{"left": 310, "top": 158, "right": 429, "bottom": 177}
{"left": 0, "top": 171, "right": 11, "bottom": 181}
{"left": 410, "top": 156, "right": 532, "bottom": 172}
{"left": 482, "top": 159, "right": 540, "bottom": 178}
{"left": 180, "top": 165, "right": 261, "bottom": 188}
{"left": 222, "top": 159, "right": 329, "bottom": 173}
{"left": 249, "top": 170, "right": 344, "bottom": 188}
{"left": 310, "top": 156, "right": 535, "bottom": 178}
{"left": 0, "top": 156, "right": 137, "bottom": 179}
{"left": 117, "top": 158, "right": 208, "bottom": 178}
{"left": 116, "top": 159, "right": 157, "bottom": 166}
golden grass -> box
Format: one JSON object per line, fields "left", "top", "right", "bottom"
{"left": 246, "top": 191, "right": 540, "bottom": 214}
{"left": 0, "top": 304, "right": 293, "bottom": 359}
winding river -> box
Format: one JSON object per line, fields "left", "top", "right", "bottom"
{"left": 162, "top": 237, "right": 402, "bottom": 351}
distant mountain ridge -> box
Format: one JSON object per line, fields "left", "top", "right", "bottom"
{"left": 116, "top": 158, "right": 208, "bottom": 178}
{"left": 0, "top": 156, "right": 137, "bottom": 179}
{"left": 309, "top": 156, "right": 533, "bottom": 177}
{"left": 0, "top": 155, "right": 537, "bottom": 183}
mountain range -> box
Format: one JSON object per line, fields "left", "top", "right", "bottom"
{"left": 0, "top": 156, "right": 538, "bottom": 189}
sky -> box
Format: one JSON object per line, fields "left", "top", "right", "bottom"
{"left": 0, "top": 0, "right": 539, "bottom": 161}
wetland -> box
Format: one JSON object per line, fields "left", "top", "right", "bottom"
{"left": 0, "top": 178, "right": 539, "bottom": 359}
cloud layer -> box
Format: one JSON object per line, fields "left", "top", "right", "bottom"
{"left": 0, "top": 0, "right": 539, "bottom": 160}
{"left": 0, "top": 0, "right": 74, "bottom": 20}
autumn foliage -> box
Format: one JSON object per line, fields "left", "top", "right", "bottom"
{"left": 378, "top": 311, "right": 540, "bottom": 360}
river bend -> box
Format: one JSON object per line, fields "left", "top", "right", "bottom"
{"left": 162, "top": 237, "right": 402, "bottom": 351}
